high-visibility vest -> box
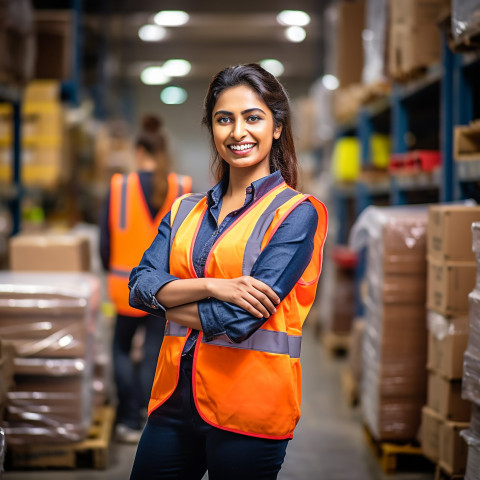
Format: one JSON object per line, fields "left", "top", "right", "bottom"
{"left": 107, "top": 171, "right": 192, "bottom": 316}
{"left": 148, "top": 181, "right": 327, "bottom": 439}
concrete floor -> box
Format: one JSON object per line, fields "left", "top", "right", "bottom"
{"left": 2, "top": 323, "right": 435, "bottom": 480}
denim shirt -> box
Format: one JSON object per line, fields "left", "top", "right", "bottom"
{"left": 128, "top": 170, "right": 318, "bottom": 345}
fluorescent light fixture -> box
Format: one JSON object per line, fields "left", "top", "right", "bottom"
{"left": 161, "top": 86, "right": 188, "bottom": 105}
{"left": 322, "top": 74, "right": 339, "bottom": 91}
{"left": 260, "top": 59, "right": 284, "bottom": 77}
{"left": 162, "top": 59, "right": 191, "bottom": 77}
{"left": 154, "top": 10, "right": 190, "bottom": 26}
{"left": 277, "top": 10, "right": 310, "bottom": 27}
{"left": 140, "top": 66, "right": 171, "bottom": 85}
{"left": 285, "top": 26, "right": 306, "bottom": 43}
{"left": 138, "top": 24, "right": 167, "bottom": 42}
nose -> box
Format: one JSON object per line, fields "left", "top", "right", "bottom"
{"left": 232, "top": 118, "right": 246, "bottom": 141}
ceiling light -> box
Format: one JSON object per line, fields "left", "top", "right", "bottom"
{"left": 260, "top": 59, "right": 284, "bottom": 77}
{"left": 154, "top": 10, "right": 190, "bottom": 26}
{"left": 285, "top": 26, "right": 306, "bottom": 43}
{"left": 160, "top": 86, "right": 188, "bottom": 105}
{"left": 322, "top": 74, "right": 339, "bottom": 91}
{"left": 162, "top": 59, "right": 191, "bottom": 77}
{"left": 140, "top": 66, "right": 170, "bottom": 85}
{"left": 277, "top": 10, "right": 311, "bottom": 27}
{"left": 138, "top": 25, "right": 167, "bottom": 42}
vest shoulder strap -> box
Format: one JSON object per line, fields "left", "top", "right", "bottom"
{"left": 170, "top": 193, "right": 207, "bottom": 250}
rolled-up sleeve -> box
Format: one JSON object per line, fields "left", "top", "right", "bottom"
{"left": 128, "top": 212, "right": 179, "bottom": 316}
{"left": 198, "top": 200, "right": 318, "bottom": 343}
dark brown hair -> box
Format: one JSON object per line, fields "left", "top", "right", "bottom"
{"left": 136, "top": 114, "right": 170, "bottom": 209}
{"left": 201, "top": 63, "right": 298, "bottom": 189}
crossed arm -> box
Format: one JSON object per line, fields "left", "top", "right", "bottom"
{"left": 156, "top": 276, "right": 280, "bottom": 330}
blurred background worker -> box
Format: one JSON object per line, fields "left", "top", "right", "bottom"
{"left": 100, "top": 114, "right": 192, "bottom": 443}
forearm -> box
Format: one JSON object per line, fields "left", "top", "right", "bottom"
{"left": 166, "top": 303, "right": 202, "bottom": 330}
{"left": 156, "top": 278, "right": 213, "bottom": 308}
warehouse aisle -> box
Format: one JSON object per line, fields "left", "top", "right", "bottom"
{"left": 2, "top": 321, "right": 435, "bottom": 480}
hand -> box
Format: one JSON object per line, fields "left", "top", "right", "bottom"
{"left": 207, "top": 276, "right": 280, "bottom": 319}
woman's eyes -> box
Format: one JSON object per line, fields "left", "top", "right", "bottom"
{"left": 216, "top": 115, "right": 262, "bottom": 124}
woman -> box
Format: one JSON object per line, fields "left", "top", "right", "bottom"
{"left": 128, "top": 64, "right": 327, "bottom": 479}
{"left": 100, "top": 115, "right": 192, "bottom": 443}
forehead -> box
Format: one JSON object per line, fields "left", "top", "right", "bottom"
{"left": 213, "top": 85, "right": 269, "bottom": 112}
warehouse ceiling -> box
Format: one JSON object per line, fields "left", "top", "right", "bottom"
{"left": 34, "top": 0, "right": 334, "bottom": 87}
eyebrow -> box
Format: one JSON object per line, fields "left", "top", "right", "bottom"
{"left": 214, "top": 107, "right": 266, "bottom": 117}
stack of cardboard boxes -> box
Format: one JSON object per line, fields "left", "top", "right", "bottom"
{"left": 421, "top": 205, "right": 480, "bottom": 477}
{"left": 350, "top": 205, "right": 429, "bottom": 441}
{"left": 459, "top": 221, "right": 480, "bottom": 479}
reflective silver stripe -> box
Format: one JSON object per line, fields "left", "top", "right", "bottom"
{"left": 165, "top": 321, "right": 188, "bottom": 337}
{"left": 170, "top": 193, "right": 206, "bottom": 252}
{"left": 204, "top": 329, "right": 302, "bottom": 359}
{"left": 177, "top": 175, "right": 186, "bottom": 197}
{"left": 242, "top": 189, "right": 300, "bottom": 275}
{"left": 119, "top": 174, "right": 129, "bottom": 230}
{"left": 110, "top": 268, "right": 131, "bottom": 277}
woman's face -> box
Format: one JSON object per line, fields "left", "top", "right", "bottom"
{"left": 212, "top": 85, "right": 282, "bottom": 174}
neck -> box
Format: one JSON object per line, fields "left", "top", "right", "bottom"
{"left": 225, "top": 164, "right": 270, "bottom": 198}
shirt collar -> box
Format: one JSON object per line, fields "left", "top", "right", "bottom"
{"left": 206, "top": 170, "right": 284, "bottom": 207}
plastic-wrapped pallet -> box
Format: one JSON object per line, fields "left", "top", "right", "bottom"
{"left": 463, "top": 223, "right": 480, "bottom": 405}
{"left": 350, "top": 205, "right": 428, "bottom": 441}
{"left": 0, "top": 272, "right": 100, "bottom": 445}
{"left": 460, "top": 427, "right": 480, "bottom": 480}
{"left": 452, "top": 0, "right": 480, "bottom": 42}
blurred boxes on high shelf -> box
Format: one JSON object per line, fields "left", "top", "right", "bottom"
{"left": 389, "top": 0, "right": 449, "bottom": 79}
{"left": 0, "top": 81, "right": 71, "bottom": 190}
{"left": 350, "top": 206, "right": 429, "bottom": 442}
{"left": 421, "top": 206, "right": 480, "bottom": 477}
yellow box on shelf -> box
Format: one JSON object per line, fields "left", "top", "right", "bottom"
{"left": 332, "top": 136, "right": 360, "bottom": 182}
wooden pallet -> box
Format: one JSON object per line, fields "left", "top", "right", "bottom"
{"left": 322, "top": 331, "right": 350, "bottom": 357}
{"left": 364, "top": 425, "right": 435, "bottom": 474}
{"left": 6, "top": 405, "right": 115, "bottom": 470}
{"left": 435, "top": 464, "right": 464, "bottom": 480}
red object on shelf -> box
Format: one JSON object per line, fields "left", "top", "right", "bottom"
{"left": 388, "top": 150, "right": 441, "bottom": 173}
{"left": 331, "top": 245, "right": 358, "bottom": 270}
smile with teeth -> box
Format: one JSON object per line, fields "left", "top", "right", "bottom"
{"left": 229, "top": 143, "right": 255, "bottom": 151}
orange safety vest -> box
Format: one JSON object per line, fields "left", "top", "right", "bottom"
{"left": 148, "top": 181, "right": 327, "bottom": 439}
{"left": 107, "top": 171, "right": 192, "bottom": 316}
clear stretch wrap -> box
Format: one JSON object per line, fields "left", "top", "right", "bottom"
{"left": 473, "top": 222, "right": 480, "bottom": 285}
{"left": 452, "top": 0, "right": 480, "bottom": 41}
{"left": 460, "top": 428, "right": 480, "bottom": 480}
{"left": 350, "top": 206, "right": 428, "bottom": 441}
{"left": 0, "top": 272, "right": 100, "bottom": 444}
{"left": 362, "top": 0, "right": 388, "bottom": 84}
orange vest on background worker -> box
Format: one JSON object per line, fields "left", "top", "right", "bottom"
{"left": 108, "top": 171, "right": 192, "bottom": 316}
{"left": 148, "top": 181, "right": 327, "bottom": 439}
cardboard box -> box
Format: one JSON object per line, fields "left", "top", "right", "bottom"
{"left": 421, "top": 405, "right": 444, "bottom": 462}
{"left": 439, "top": 420, "right": 470, "bottom": 475}
{"left": 34, "top": 11, "right": 72, "bottom": 80}
{"left": 427, "top": 257, "right": 476, "bottom": 316}
{"left": 427, "top": 314, "right": 469, "bottom": 379}
{"left": 428, "top": 205, "right": 480, "bottom": 261}
{"left": 390, "top": 0, "right": 449, "bottom": 26}
{"left": 427, "top": 371, "right": 471, "bottom": 421}
{"left": 9, "top": 233, "right": 91, "bottom": 272}
{"left": 335, "top": 0, "right": 365, "bottom": 88}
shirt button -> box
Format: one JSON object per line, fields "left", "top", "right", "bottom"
{"left": 151, "top": 303, "right": 157, "bottom": 309}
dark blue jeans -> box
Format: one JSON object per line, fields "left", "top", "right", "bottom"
{"left": 129, "top": 354, "right": 289, "bottom": 479}
{"left": 113, "top": 313, "right": 166, "bottom": 429}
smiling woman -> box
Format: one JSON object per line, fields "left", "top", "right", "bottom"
{"left": 127, "top": 63, "right": 328, "bottom": 480}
